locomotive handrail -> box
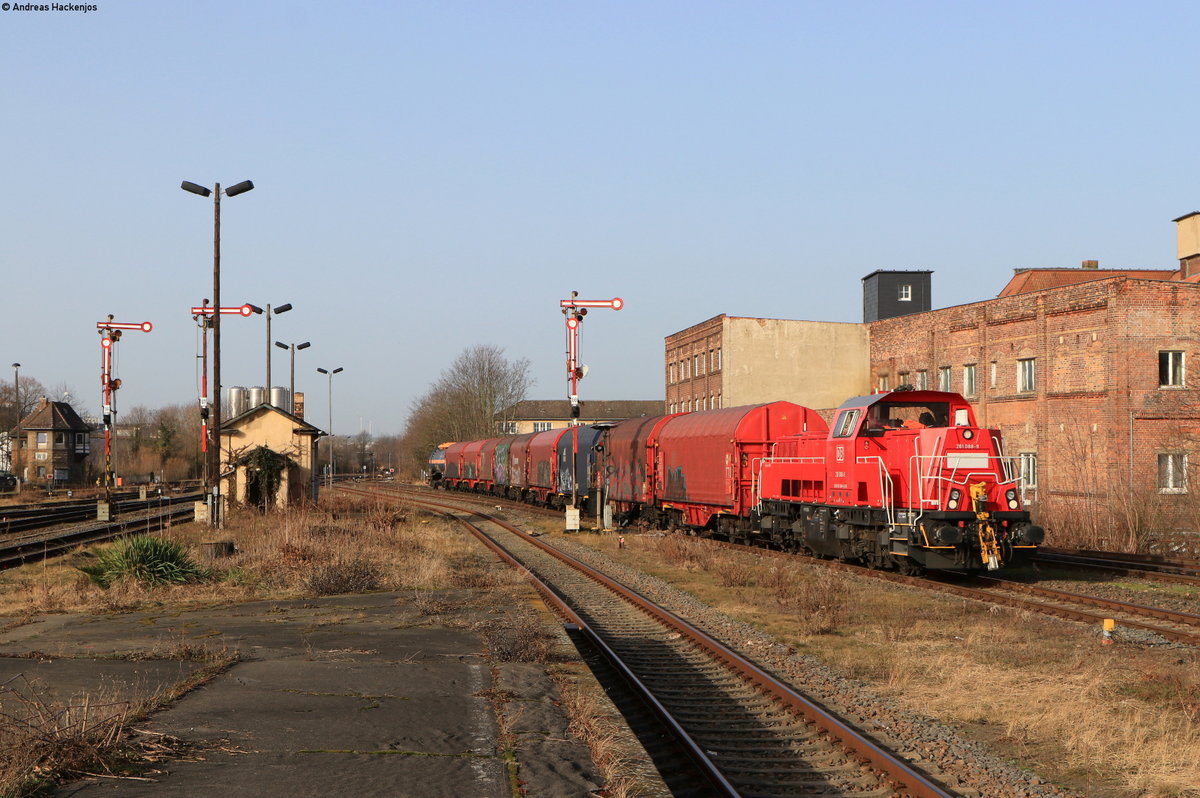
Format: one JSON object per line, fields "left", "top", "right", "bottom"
{"left": 855, "top": 456, "right": 894, "bottom": 527}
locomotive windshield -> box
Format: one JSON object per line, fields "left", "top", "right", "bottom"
{"left": 865, "top": 401, "right": 951, "bottom": 430}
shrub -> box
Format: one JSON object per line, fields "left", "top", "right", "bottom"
{"left": 304, "top": 557, "right": 384, "bottom": 595}
{"left": 77, "top": 536, "right": 210, "bottom": 589}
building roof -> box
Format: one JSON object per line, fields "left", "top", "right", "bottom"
{"left": 861, "top": 269, "right": 933, "bottom": 281}
{"left": 997, "top": 268, "right": 1178, "bottom": 297}
{"left": 498, "top": 399, "right": 664, "bottom": 421}
{"left": 19, "top": 398, "right": 91, "bottom": 432}
{"left": 221, "top": 403, "right": 324, "bottom": 435}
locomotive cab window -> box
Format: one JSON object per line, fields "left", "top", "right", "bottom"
{"left": 865, "top": 401, "right": 950, "bottom": 431}
{"left": 833, "top": 409, "right": 861, "bottom": 437}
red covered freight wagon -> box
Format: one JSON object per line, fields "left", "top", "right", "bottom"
{"left": 601, "top": 413, "right": 683, "bottom": 525}
{"left": 526, "top": 428, "right": 567, "bottom": 505}
{"left": 655, "top": 402, "right": 827, "bottom": 530}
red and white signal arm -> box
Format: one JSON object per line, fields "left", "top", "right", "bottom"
{"left": 96, "top": 320, "right": 153, "bottom": 333}
{"left": 190, "top": 304, "right": 255, "bottom": 317}
{"left": 556, "top": 297, "right": 624, "bottom": 309}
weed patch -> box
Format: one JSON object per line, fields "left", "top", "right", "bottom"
{"left": 77, "top": 536, "right": 210, "bottom": 590}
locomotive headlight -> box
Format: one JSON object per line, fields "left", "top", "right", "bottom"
{"left": 962, "top": 429, "right": 974, "bottom": 440}
{"left": 947, "top": 488, "right": 961, "bottom": 510}
{"left": 1005, "top": 488, "right": 1018, "bottom": 509}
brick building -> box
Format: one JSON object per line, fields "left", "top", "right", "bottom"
{"left": 665, "top": 315, "right": 870, "bottom": 414}
{"left": 869, "top": 271, "right": 1200, "bottom": 522}
{"left": 13, "top": 398, "right": 92, "bottom": 485}
{"left": 664, "top": 215, "right": 1200, "bottom": 533}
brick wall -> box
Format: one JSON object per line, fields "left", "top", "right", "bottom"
{"left": 870, "top": 276, "right": 1200, "bottom": 530}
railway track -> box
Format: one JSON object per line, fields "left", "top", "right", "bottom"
{"left": 348, "top": 484, "right": 953, "bottom": 798}
{"left": 396, "top": 483, "right": 1200, "bottom": 645}
{"left": 0, "top": 495, "right": 200, "bottom": 570}
{"left": 1034, "top": 548, "right": 1200, "bottom": 587}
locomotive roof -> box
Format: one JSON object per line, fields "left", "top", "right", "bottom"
{"left": 835, "top": 389, "right": 966, "bottom": 410}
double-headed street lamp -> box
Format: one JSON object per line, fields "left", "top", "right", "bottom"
{"left": 316, "top": 366, "right": 343, "bottom": 486}
{"left": 181, "top": 179, "right": 254, "bottom": 527}
{"left": 246, "top": 302, "right": 292, "bottom": 397}
{"left": 274, "top": 340, "right": 310, "bottom": 412}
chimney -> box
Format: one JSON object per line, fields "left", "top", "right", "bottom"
{"left": 1081, "top": 260, "right": 1099, "bottom": 270}
{"left": 1174, "top": 212, "right": 1200, "bottom": 279}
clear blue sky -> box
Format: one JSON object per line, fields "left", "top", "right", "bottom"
{"left": 2, "top": 1, "right": 1196, "bottom": 435}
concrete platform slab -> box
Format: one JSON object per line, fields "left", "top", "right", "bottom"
{"left": 4, "top": 591, "right": 599, "bottom": 797}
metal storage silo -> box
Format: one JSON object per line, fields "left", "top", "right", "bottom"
{"left": 270, "top": 386, "right": 291, "bottom": 412}
{"left": 228, "top": 386, "right": 249, "bottom": 418}
{"left": 248, "top": 386, "right": 266, "bottom": 409}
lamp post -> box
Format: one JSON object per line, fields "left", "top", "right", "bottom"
{"left": 246, "top": 303, "right": 292, "bottom": 400}
{"left": 181, "top": 178, "right": 254, "bottom": 527}
{"left": 9, "top": 363, "right": 19, "bottom": 479}
{"left": 316, "top": 366, "right": 343, "bottom": 487}
{"left": 274, "top": 340, "right": 310, "bottom": 412}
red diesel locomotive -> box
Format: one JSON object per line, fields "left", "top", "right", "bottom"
{"left": 433, "top": 388, "right": 1043, "bottom": 572}
{"left": 752, "top": 388, "right": 1043, "bottom": 571}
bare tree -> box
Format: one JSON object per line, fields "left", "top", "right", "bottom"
{"left": 2, "top": 375, "right": 48, "bottom": 428}
{"left": 398, "top": 345, "right": 532, "bottom": 476}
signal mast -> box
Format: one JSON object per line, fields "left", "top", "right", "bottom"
{"left": 559, "top": 292, "right": 623, "bottom": 530}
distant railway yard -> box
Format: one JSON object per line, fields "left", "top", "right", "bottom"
{"left": 0, "top": 483, "right": 1197, "bottom": 796}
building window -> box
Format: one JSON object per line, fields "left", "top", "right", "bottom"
{"left": 696, "top": 354, "right": 704, "bottom": 376}
{"left": 963, "top": 364, "right": 977, "bottom": 397}
{"left": 1017, "top": 358, "right": 1036, "bottom": 393}
{"left": 878, "top": 375, "right": 890, "bottom": 391}
{"left": 36, "top": 432, "right": 48, "bottom": 448}
{"left": 533, "top": 422, "right": 552, "bottom": 432}
{"left": 714, "top": 349, "right": 721, "bottom": 371}
{"left": 1160, "top": 351, "right": 1185, "bottom": 388}
{"left": 668, "top": 363, "right": 676, "bottom": 384}
{"left": 898, "top": 284, "right": 912, "bottom": 301}
{"left": 499, "top": 421, "right": 517, "bottom": 434}
{"left": 990, "top": 361, "right": 997, "bottom": 389}
{"left": 1159, "top": 452, "right": 1188, "bottom": 493}
{"left": 938, "top": 367, "right": 951, "bottom": 392}
{"left": 1019, "top": 452, "right": 1038, "bottom": 490}
{"left": 35, "top": 452, "right": 47, "bottom": 461}
{"left": 54, "top": 432, "right": 65, "bottom": 446}
{"left": 916, "top": 370, "right": 928, "bottom": 390}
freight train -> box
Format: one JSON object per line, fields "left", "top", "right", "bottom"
{"left": 430, "top": 388, "right": 1044, "bottom": 572}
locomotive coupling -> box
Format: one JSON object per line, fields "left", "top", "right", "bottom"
{"left": 1013, "top": 523, "right": 1046, "bottom": 545}
{"left": 918, "top": 519, "right": 962, "bottom": 546}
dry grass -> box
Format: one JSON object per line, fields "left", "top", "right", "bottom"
{"left": 579, "top": 531, "right": 1200, "bottom": 798}
{"left": 0, "top": 644, "right": 236, "bottom": 797}
{"left": 0, "top": 491, "right": 503, "bottom": 795}
{"left": 0, "top": 677, "right": 137, "bottom": 795}
{"left": 0, "top": 494, "right": 484, "bottom": 619}
{"left": 551, "top": 667, "right": 640, "bottom": 798}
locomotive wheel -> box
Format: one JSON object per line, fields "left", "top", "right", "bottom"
{"left": 896, "top": 557, "right": 924, "bottom": 576}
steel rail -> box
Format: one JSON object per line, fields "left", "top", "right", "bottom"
{"left": 358, "top": 485, "right": 955, "bottom": 798}
{"left": 0, "top": 503, "right": 197, "bottom": 570}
